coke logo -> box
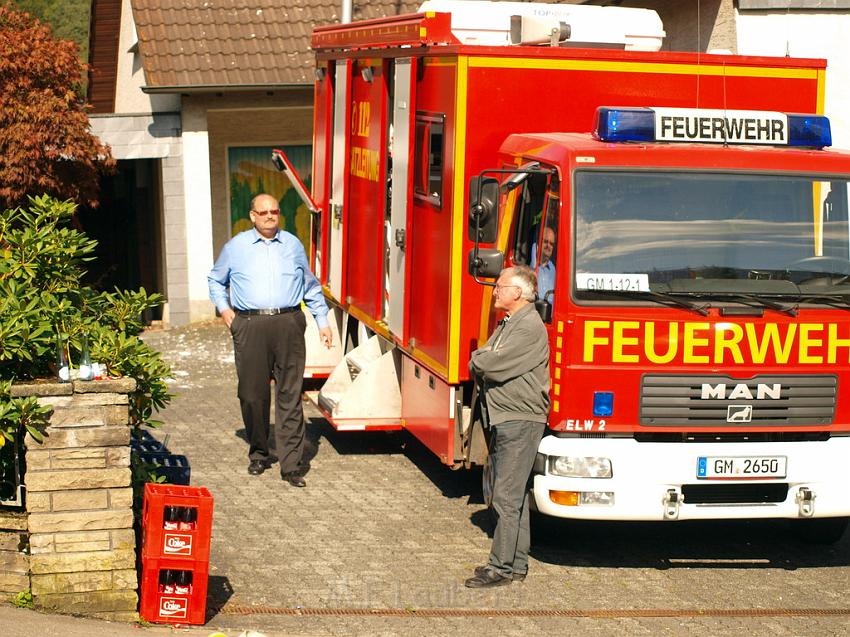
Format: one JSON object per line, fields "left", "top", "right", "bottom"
{"left": 159, "top": 597, "right": 187, "bottom": 618}
{"left": 164, "top": 533, "right": 192, "bottom": 555}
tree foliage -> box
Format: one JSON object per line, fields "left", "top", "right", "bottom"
{"left": 10, "top": 0, "right": 90, "bottom": 62}
{"left": 0, "top": 196, "right": 172, "bottom": 480}
{"left": 0, "top": 5, "right": 114, "bottom": 209}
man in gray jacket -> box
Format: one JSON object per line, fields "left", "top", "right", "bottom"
{"left": 465, "top": 265, "right": 550, "bottom": 588}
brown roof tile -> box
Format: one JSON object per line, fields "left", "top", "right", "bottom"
{"left": 131, "top": 0, "right": 423, "bottom": 89}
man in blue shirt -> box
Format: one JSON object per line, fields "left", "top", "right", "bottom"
{"left": 208, "top": 193, "right": 332, "bottom": 487}
{"left": 537, "top": 226, "right": 556, "bottom": 303}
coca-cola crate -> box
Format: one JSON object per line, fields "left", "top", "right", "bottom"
{"left": 142, "top": 483, "right": 213, "bottom": 562}
{"left": 139, "top": 557, "right": 209, "bottom": 625}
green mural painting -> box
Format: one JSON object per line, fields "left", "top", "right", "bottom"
{"left": 228, "top": 145, "right": 313, "bottom": 253}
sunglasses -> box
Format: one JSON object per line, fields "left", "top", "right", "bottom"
{"left": 252, "top": 208, "right": 280, "bottom": 217}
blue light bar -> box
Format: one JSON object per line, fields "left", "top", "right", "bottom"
{"left": 593, "top": 391, "right": 614, "bottom": 417}
{"left": 787, "top": 114, "right": 832, "bottom": 148}
{"left": 594, "top": 106, "right": 832, "bottom": 148}
{"left": 595, "top": 107, "right": 654, "bottom": 142}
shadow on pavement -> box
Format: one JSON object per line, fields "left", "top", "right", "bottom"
{"left": 205, "top": 575, "right": 235, "bottom": 621}
{"left": 469, "top": 508, "right": 495, "bottom": 538}
{"left": 401, "top": 434, "right": 484, "bottom": 502}
{"left": 529, "top": 516, "right": 850, "bottom": 570}
{"left": 305, "top": 417, "right": 406, "bottom": 457}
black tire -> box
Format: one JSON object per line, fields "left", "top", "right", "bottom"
{"left": 792, "top": 517, "right": 849, "bottom": 544}
{"left": 482, "top": 453, "right": 495, "bottom": 510}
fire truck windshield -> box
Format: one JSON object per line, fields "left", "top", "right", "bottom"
{"left": 574, "top": 171, "right": 850, "bottom": 303}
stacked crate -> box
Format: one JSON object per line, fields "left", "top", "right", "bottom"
{"left": 138, "top": 483, "right": 213, "bottom": 625}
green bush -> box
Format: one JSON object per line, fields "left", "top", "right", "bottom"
{"left": 0, "top": 195, "right": 172, "bottom": 480}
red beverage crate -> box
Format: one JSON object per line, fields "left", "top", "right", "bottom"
{"left": 142, "top": 483, "right": 213, "bottom": 562}
{"left": 139, "top": 557, "right": 209, "bottom": 625}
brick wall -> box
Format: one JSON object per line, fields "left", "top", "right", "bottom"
{"left": 0, "top": 511, "right": 28, "bottom": 594}
{"left": 0, "top": 378, "right": 139, "bottom": 620}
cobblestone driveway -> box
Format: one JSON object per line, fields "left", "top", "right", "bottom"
{"left": 140, "top": 322, "right": 850, "bottom": 636}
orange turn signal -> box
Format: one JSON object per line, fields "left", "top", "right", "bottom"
{"left": 549, "top": 490, "right": 580, "bottom": 506}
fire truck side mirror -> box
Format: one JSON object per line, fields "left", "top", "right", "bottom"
{"left": 468, "top": 176, "right": 500, "bottom": 244}
{"left": 467, "top": 248, "right": 504, "bottom": 279}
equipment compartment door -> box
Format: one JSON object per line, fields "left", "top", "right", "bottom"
{"left": 329, "top": 60, "right": 351, "bottom": 301}
{"left": 387, "top": 58, "right": 416, "bottom": 338}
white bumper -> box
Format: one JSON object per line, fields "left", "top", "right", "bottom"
{"left": 532, "top": 435, "right": 850, "bottom": 521}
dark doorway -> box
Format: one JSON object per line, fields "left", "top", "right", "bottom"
{"left": 77, "top": 158, "right": 164, "bottom": 322}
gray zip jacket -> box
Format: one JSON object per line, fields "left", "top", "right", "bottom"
{"left": 469, "top": 302, "right": 550, "bottom": 426}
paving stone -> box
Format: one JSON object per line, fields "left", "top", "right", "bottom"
{"left": 136, "top": 321, "right": 850, "bottom": 635}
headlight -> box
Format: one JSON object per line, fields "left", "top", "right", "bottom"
{"left": 548, "top": 456, "right": 612, "bottom": 478}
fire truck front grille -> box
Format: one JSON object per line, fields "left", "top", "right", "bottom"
{"left": 682, "top": 483, "right": 789, "bottom": 505}
{"left": 640, "top": 375, "right": 837, "bottom": 427}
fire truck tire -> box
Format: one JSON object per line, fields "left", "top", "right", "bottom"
{"left": 791, "top": 516, "right": 849, "bottom": 544}
{"left": 482, "top": 454, "right": 495, "bottom": 510}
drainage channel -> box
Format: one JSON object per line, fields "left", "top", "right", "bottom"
{"left": 216, "top": 605, "right": 850, "bottom": 618}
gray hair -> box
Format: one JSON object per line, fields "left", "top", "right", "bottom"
{"left": 503, "top": 265, "right": 537, "bottom": 302}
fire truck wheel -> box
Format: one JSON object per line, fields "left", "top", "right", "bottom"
{"left": 482, "top": 454, "right": 495, "bottom": 510}
{"left": 791, "top": 516, "right": 849, "bottom": 544}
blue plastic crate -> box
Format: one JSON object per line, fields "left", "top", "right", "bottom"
{"left": 131, "top": 431, "right": 171, "bottom": 458}
{"left": 138, "top": 453, "right": 191, "bottom": 486}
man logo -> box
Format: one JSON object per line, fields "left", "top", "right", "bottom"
{"left": 701, "top": 383, "right": 781, "bottom": 400}
{"left": 727, "top": 405, "right": 753, "bottom": 423}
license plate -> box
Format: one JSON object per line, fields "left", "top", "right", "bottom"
{"left": 696, "top": 456, "right": 787, "bottom": 479}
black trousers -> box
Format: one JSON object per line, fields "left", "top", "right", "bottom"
{"left": 230, "top": 311, "right": 307, "bottom": 474}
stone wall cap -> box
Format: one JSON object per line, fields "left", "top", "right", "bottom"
{"left": 74, "top": 378, "right": 137, "bottom": 394}
{"left": 10, "top": 380, "right": 74, "bottom": 397}
{"left": 10, "top": 378, "right": 137, "bottom": 397}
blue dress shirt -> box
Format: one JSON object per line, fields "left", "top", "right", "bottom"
{"left": 537, "top": 259, "right": 556, "bottom": 302}
{"left": 208, "top": 228, "right": 329, "bottom": 328}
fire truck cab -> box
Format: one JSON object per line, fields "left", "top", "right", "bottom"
{"left": 469, "top": 108, "right": 850, "bottom": 541}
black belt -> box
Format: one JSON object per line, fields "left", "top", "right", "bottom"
{"left": 236, "top": 307, "right": 299, "bottom": 316}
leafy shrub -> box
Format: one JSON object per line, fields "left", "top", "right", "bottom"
{"left": 11, "top": 588, "right": 34, "bottom": 609}
{"left": 0, "top": 195, "right": 172, "bottom": 484}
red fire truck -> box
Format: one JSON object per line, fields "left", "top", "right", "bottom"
{"left": 276, "top": 2, "right": 850, "bottom": 542}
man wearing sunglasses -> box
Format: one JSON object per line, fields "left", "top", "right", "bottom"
{"left": 465, "top": 265, "right": 550, "bottom": 588}
{"left": 208, "top": 193, "right": 332, "bottom": 487}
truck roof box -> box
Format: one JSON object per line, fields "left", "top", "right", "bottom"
{"left": 418, "top": 0, "right": 665, "bottom": 51}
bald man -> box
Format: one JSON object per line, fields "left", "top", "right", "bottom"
{"left": 208, "top": 193, "right": 332, "bottom": 487}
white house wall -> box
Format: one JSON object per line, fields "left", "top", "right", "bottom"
{"left": 180, "top": 98, "right": 216, "bottom": 323}
{"left": 115, "top": 0, "right": 178, "bottom": 114}
{"left": 736, "top": 10, "right": 850, "bottom": 149}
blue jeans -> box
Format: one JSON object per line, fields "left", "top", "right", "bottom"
{"left": 488, "top": 419, "right": 546, "bottom": 577}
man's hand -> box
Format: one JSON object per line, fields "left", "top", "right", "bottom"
{"left": 319, "top": 326, "right": 333, "bottom": 349}
{"left": 220, "top": 308, "right": 236, "bottom": 329}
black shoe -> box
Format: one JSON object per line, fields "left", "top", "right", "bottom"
{"left": 464, "top": 567, "right": 511, "bottom": 588}
{"left": 247, "top": 457, "right": 274, "bottom": 475}
{"left": 474, "top": 565, "right": 526, "bottom": 582}
{"left": 282, "top": 472, "right": 306, "bottom": 487}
